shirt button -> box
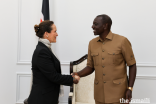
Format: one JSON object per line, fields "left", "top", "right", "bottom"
{"left": 104, "top": 81, "right": 106, "bottom": 83}
{"left": 102, "top": 65, "right": 105, "bottom": 68}
{"left": 103, "top": 74, "right": 105, "bottom": 76}
{"left": 102, "top": 50, "right": 105, "bottom": 52}
{"left": 102, "top": 58, "right": 104, "bottom": 60}
{"left": 103, "top": 42, "right": 105, "bottom": 45}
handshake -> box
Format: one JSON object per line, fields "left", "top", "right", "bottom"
{"left": 71, "top": 72, "right": 80, "bottom": 84}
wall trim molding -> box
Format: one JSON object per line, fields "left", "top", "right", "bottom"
{"left": 59, "top": 102, "right": 68, "bottom": 104}
{"left": 16, "top": 73, "right": 31, "bottom": 103}
{"left": 17, "top": 0, "right": 23, "bottom": 64}
{"left": 136, "top": 62, "right": 156, "bottom": 67}
{"left": 16, "top": 0, "right": 156, "bottom": 67}
{"left": 17, "top": 61, "right": 32, "bottom": 65}
{"left": 57, "top": 62, "right": 156, "bottom": 67}
{"left": 136, "top": 75, "right": 156, "bottom": 80}
{"left": 15, "top": 73, "right": 156, "bottom": 104}
{"left": 16, "top": 101, "right": 156, "bottom": 104}
{"left": 17, "top": 60, "right": 156, "bottom": 67}
{"left": 16, "top": 72, "right": 156, "bottom": 80}
{"left": 16, "top": 0, "right": 33, "bottom": 65}
{"left": 16, "top": 102, "right": 68, "bottom": 104}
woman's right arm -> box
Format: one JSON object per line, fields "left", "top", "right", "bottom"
{"left": 36, "top": 49, "right": 73, "bottom": 86}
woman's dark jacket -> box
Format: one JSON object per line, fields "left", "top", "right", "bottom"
{"left": 28, "top": 42, "right": 73, "bottom": 104}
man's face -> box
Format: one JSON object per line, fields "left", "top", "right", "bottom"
{"left": 92, "top": 17, "right": 104, "bottom": 35}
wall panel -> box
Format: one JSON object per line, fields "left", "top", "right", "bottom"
{"left": 12, "top": 0, "right": 156, "bottom": 104}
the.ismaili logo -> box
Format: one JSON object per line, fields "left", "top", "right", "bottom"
{"left": 120, "top": 98, "right": 150, "bottom": 103}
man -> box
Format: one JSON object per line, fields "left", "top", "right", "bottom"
{"left": 72, "top": 14, "right": 137, "bottom": 104}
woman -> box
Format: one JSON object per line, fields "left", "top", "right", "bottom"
{"left": 28, "top": 20, "right": 79, "bottom": 104}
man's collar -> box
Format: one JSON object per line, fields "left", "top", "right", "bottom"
{"left": 106, "top": 31, "right": 113, "bottom": 40}
{"left": 97, "top": 31, "right": 113, "bottom": 42}
{"left": 97, "top": 37, "right": 103, "bottom": 42}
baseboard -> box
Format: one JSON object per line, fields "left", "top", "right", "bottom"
{"left": 16, "top": 102, "right": 23, "bottom": 104}
{"left": 59, "top": 101, "right": 68, "bottom": 104}
{"left": 16, "top": 102, "right": 68, "bottom": 104}
{"left": 16, "top": 102, "right": 156, "bottom": 104}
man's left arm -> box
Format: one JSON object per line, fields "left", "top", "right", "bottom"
{"left": 126, "top": 63, "right": 137, "bottom": 102}
{"left": 121, "top": 38, "right": 137, "bottom": 103}
{"left": 129, "top": 63, "right": 137, "bottom": 88}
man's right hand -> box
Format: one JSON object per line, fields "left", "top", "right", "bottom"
{"left": 71, "top": 66, "right": 94, "bottom": 84}
{"left": 71, "top": 72, "right": 79, "bottom": 77}
{"left": 72, "top": 74, "right": 80, "bottom": 84}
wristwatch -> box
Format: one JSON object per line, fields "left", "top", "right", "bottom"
{"left": 128, "top": 87, "right": 133, "bottom": 91}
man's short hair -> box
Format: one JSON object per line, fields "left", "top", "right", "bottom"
{"left": 97, "top": 14, "right": 112, "bottom": 30}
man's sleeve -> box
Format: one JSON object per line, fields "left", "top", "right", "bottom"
{"left": 87, "top": 41, "right": 94, "bottom": 68}
{"left": 121, "top": 38, "right": 136, "bottom": 66}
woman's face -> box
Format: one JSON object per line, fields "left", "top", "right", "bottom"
{"left": 47, "top": 24, "right": 58, "bottom": 43}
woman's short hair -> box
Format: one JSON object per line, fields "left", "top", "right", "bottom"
{"left": 34, "top": 20, "right": 54, "bottom": 38}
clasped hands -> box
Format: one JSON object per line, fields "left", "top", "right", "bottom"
{"left": 71, "top": 72, "right": 80, "bottom": 84}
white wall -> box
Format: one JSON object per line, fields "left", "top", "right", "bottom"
{"left": 0, "top": 0, "right": 18, "bottom": 104}
{"left": 55, "top": 1, "right": 156, "bottom": 103}
{"left": 0, "top": 0, "right": 156, "bottom": 104}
